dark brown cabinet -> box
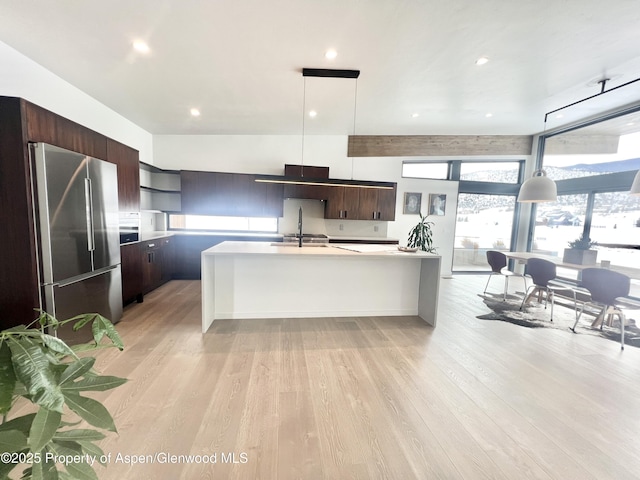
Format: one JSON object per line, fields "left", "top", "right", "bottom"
{"left": 324, "top": 185, "right": 396, "bottom": 221}
{"left": 107, "top": 139, "right": 140, "bottom": 212}
{"left": 120, "top": 243, "right": 143, "bottom": 304}
{"left": 141, "top": 237, "right": 174, "bottom": 294}
{"left": 283, "top": 164, "right": 330, "bottom": 200}
{"left": 180, "top": 171, "right": 283, "bottom": 217}
{"left": 324, "top": 186, "right": 360, "bottom": 219}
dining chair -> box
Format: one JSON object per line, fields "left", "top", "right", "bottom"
{"left": 519, "top": 257, "right": 578, "bottom": 321}
{"left": 570, "top": 268, "right": 630, "bottom": 349}
{"left": 484, "top": 250, "right": 528, "bottom": 301}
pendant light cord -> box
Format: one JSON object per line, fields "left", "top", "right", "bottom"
{"left": 351, "top": 78, "right": 358, "bottom": 180}
{"left": 301, "top": 76, "right": 307, "bottom": 174}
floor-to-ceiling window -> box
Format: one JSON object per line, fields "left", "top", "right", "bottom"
{"left": 534, "top": 105, "right": 640, "bottom": 297}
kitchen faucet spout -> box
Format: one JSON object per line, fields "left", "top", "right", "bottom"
{"left": 298, "top": 207, "right": 303, "bottom": 247}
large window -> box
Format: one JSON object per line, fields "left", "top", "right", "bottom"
{"left": 532, "top": 194, "right": 588, "bottom": 256}
{"left": 459, "top": 162, "right": 520, "bottom": 183}
{"left": 453, "top": 194, "right": 517, "bottom": 271}
{"left": 169, "top": 214, "right": 278, "bottom": 233}
{"left": 402, "top": 162, "right": 449, "bottom": 179}
{"left": 536, "top": 105, "right": 640, "bottom": 297}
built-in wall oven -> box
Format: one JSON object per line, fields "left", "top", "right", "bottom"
{"left": 119, "top": 212, "right": 140, "bottom": 244}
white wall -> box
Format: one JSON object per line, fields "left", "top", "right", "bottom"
{"left": 0, "top": 41, "right": 153, "bottom": 164}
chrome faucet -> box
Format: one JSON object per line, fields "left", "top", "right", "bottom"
{"left": 298, "top": 207, "right": 303, "bottom": 247}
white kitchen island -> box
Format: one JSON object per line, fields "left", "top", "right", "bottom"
{"left": 201, "top": 241, "right": 441, "bottom": 333}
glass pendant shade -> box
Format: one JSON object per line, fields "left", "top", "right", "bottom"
{"left": 517, "top": 170, "right": 557, "bottom": 203}
{"left": 630, "top": 170, "right": 640, "bottom": 196}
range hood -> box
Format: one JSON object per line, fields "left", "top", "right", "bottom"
{"left": 254, "top": 174, "right": 394, "bottom": 190}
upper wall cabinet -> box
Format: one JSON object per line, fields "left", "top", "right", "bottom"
{"left": 324, "top": 184, "right": 397, "bottom": 221}
{"left": 180, "top": 170, "right": 283, "bottom": 217}
{"left": 107, "top": 139, "right": 140, "bottom": 212}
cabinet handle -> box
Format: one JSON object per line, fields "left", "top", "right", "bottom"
{"left": 372, "top": 212, "right": 376, "bottom": 219}
{"left": 148, "top": 243, "right": 155, "bottom": 247}
{"left": 344, "top": 210, "right": 348, "bottom": 218}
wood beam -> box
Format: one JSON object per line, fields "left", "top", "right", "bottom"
{"left": 347, "top": 135, "right": 533, "bottom": 157}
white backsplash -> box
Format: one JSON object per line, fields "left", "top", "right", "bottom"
{"left": 279, "top": 199, "right": 389, "bottom": 238}
{"left": 141, "top": 211, "right": 167, "bottom": 234}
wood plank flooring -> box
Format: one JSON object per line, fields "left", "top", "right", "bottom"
{"left": 84, "top": 276, "right": 640, "bottom": 480}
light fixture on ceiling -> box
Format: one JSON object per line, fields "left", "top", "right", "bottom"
{"left": 132, "top": 40, "right": 150, "bottom": 54}
{"left": 475, "top": 57, "right": 489, "bottom": 66}
{"left": 309, "top": 110, "right": 317, "bottom": 118}
{"left": 412, "top": 113, "right": 420, "bottom": 118}
{"left": 630, "top": 170, "right": 640, "bottom": 195}
{"left": 517, "top": 169, "right": 557, "bottom": 203}
{"left": 190, "top": 108, "right": 201, "bottom": 117}
{"left": 325, "top": 49, "right": 338, "bottom": 60}
{"left": 255, "top": 68, "right": 369, "bottom": 188}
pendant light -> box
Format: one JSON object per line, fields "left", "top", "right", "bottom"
{"left": 517, "top": 169, "right": 557, "bottom": 202}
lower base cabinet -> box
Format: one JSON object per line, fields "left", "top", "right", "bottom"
{"left": 120, "top": 243, "right": 143, "bottom": 305}
{"left": 141, "top": 237, "right": 174, "bottom": 294}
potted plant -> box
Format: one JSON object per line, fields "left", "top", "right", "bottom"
{"left": 563, "top": 233, "right": 598, "bottom": 265}
{"left": 0, "top": 312, "right": 126, "bottom": 479}
{"left": 407, "top": 212, "right": 437, "bottom": 253}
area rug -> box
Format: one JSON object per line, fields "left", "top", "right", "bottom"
{"left": 477, "top": 293, "right": 640, "bottom": 349}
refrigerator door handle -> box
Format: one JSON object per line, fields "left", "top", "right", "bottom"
{"left": 84, "top": 178, "right": 95, "bottom": 252}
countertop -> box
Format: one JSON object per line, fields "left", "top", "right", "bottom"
{"left": 138, "top": 231, "right": 399, "bottom": 243}
{"left": 202, "top": 241, "right": 439, "bottom": 258}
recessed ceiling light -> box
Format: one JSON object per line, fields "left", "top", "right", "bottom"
{"left": 627, "top": 122, "right": 635, "bottom": 126}
{"left": 325, "top": 50, "right": 337, "bottom": 60}
{"left": 555, "top": 113, "right": 564, "bottom": 119}
{"left": 133, "top": 40, "right": 150, "bottom": 54}
{"left": 190, "top": 108, "right": 201, "bottom": 117}
{"left": 412, "top": 113, "right": 420, "bottom": 118}
{"left": 309, "top": 110, "right": 317, "bottom": 118}
{"left": 475, "top": 57, "right": 489, "bottom": 66}
{"left": 485, "top": 113, "right": 493, "bottom": 118}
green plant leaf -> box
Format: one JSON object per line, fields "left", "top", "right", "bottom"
{"left": 7, "top": 338, "right": 64, "bottom": 413}
{"left": 0, "top": 341, "right": 17, "bottom": 415}
{"left": 40, "top": 335, "right": 78, "bottom": 360}
{"left": 63, "top": 393, "right": 116, "bottom": 432}
{"left": 53, "top": 429, "right": 105, "bottom": 442}
{"left": 30, "top": 447, "right": 58, "bottom": 480}
{"left": 0, "top": 413, "right": 36, "bottom": 434}
{"left": 91, "top": 316, "right": 124, "bottom": 351}
{"left": 62, "top": 375, "right": 127, "bottom": 393}
{"left": 76, "top": 441, "right": 106, "bottom": 465}
{"left": 29, "top": 408, "right": 62, "bottom": 452}
{"left": 0, "top": 429, "right": 28, "bottom": 454}
{"left": 0, "top": 454, "right": 20, "bottom": 478}
{"left": 59, "top": 358, "right": 95, "bottom": 385}
{"left": 49, "top": 441, "right": 98, "bottom": 480}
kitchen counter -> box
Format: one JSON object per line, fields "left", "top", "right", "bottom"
{"left": 201, "top": 241, "right": 441, "bottom": 332}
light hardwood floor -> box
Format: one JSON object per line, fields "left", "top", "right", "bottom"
{"left": 88, "top": 276, "right": 640, "bottom": 480}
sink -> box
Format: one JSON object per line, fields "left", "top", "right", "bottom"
{"left": 271, "top": 242, "right": 329, "bottom": 248}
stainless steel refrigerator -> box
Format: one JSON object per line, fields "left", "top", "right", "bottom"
{"left": 31, "top": 143, "right": 122, "bottom": 343}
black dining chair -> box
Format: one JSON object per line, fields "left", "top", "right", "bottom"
{"left": 484, "top": 250, "right": 528, "bottom": 301}
{"left": 519, "top": 257, "right": 578, "bottom": 321}
{"left": 570, "top": 268, "right": 630, "bottom": 349}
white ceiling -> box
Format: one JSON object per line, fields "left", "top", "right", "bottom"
{"left": 2, "top": 0, "right": 640, "bottom": 136}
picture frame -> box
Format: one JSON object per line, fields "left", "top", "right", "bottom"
{"left": 403, "top": 192, "right": 422, "bottom": 215}
{"left": 428, "top": 194, "right": 446, "bottom": 216}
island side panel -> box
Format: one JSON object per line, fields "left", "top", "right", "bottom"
{"left": 201, "top": 252, "right": 216, "bottom": 333}
{"left": 210, "top": 254, "right": 423, "bottom": 320}
{"left": 417, "top": 256, "right": 441, "bottom": 326}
